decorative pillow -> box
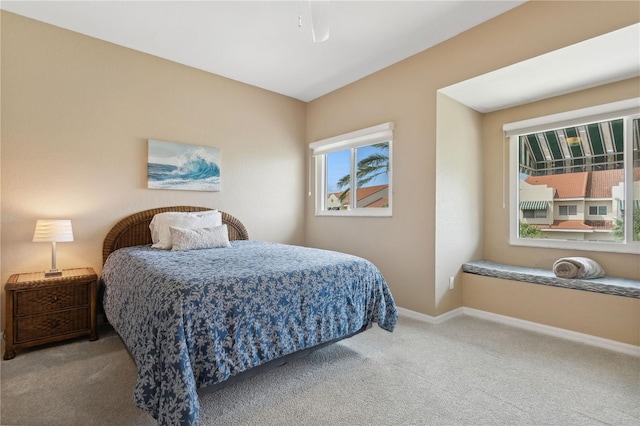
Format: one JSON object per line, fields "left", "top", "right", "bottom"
{"left": 169, "top": 225, "right": 231, "bottom": 251}
{"left": 149, "top": 210, "right": 222, "bottom": 249}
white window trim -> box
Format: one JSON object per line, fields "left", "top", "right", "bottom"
{"left": 311, "top": 122, "right": 393, "bottom": 217}
{"left": 507, "top": 98, "right": 640, "bottom": 254}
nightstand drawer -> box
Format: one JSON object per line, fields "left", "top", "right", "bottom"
{"left": 15, "top": 282, "right": 89, "bottom": 316}
{"left": 4, "top": 267, "right": 98, "bottom": 360}
{"left": 14, "top": 308, "right": 90, "bottom": 343}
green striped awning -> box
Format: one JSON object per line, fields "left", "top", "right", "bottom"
{"left": 519, "top": 201, "right": 548, "bottom": 210}
{"left": 518, "top": 117, "right": 640, "bottom": 175}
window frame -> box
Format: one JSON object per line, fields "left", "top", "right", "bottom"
{"left": 559, "top": 205, "right": 578, "bottom": 216}
{"left": 523, "top": 209, "right": 547, "bottom": 219}
{"left": 310, "top": 122, "right": 393, "bottom": 217}
{"left": 506, "top": 98, "right": 640, "bottom": 254}
{"left": 589, "top": 205, "right": 607, "bottom": 216}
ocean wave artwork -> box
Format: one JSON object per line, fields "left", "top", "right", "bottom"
{"left": 148, "top": 139, "right": 221, "bottom": 191}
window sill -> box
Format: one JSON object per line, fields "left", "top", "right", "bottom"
{"left": 315, "top": 210, "right": 392, "bottom": 217}
{"left": 509, "top": 236, "right": 640, "bottom": 254}
{"left": 462, "top": 260, "right": 640, "bottom": 299}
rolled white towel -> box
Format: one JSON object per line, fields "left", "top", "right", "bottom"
{"left": 552, "top": 257, "right": 605, "bottom": 279}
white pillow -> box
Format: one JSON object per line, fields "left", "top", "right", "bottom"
{"left": 149, "top": 210, "right": 222, "bottom": 249}
{"left": 170, "top": 225, "right": 231, "bottom": 251}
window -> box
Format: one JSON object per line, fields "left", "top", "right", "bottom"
{"left": 523, "top": 209, "right": 547, "bottom": 219}
{"left": 310, "top": 122, "right": 393, "bottom": 216}
{"left": 506, "top": 98, "right": 639, "bottom": 253}
{"left": 559, "top": 205, "right": 577, "bottom": 216}
{"left": 589, "top": 206, "right": 607, "bottom": 215}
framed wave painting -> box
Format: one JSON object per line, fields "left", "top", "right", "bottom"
{"left": 147, "top": 139, "right": 221, "bottom": 191}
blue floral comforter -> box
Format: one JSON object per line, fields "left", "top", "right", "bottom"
{"left": 102, "top": 240, "right": 397, "bottom": 425}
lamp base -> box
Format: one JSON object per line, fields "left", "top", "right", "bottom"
{"left": 45, "top": 270, "right": 62, "bottom": 277}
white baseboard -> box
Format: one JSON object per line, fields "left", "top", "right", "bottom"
{"left": 397, "top": 306, "right": 640, "bottom": 357}
{"left": 396, "top": 306, "right": 464, "bottom": 324}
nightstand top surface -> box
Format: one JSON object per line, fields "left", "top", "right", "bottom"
{"left": 6, "top": 267, "right": 97, "bottom": 288}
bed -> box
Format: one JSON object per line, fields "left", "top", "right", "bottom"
{"left": 101, "top": 206, "right": 397, "bottom": 426}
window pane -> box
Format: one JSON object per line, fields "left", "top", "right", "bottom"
{"left": 326, "top": 149, "right": 350, "bottom": 210}
{"left": 313, "top": 122, "right": 393, "bottom": 217}
{"left": 354, "top": 142, "right": 390, "bottom": 209}
{"left": 518, "top": 118, "right": 624, "bottom": 243}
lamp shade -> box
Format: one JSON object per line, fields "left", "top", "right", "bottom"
{"left": 32, "top": 220, "right": 74, "bottom": 243}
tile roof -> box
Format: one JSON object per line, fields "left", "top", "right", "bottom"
{"left": 354, "top": 184, "right": 388, "bottom": 200}
{"left": 328, "top": 184, "right": 388, "bottom": 204}
{"left": 524, "top": 168, "right": 632, "bottom": 199}
{"left": 365, "top": 197, "right": 389, "bottom": 208}
{"left": 534, "top": 220, "right": 613, "bottom": 230}
{"left": 525, "top": 172, "right": 587, "bottom": 198}
{"left": 586, "top": 169, "right": 624, "bottom": 198}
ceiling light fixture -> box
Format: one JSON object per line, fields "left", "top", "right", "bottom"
{"left": 299, "top": 1, "right": 330, "bottom": 43}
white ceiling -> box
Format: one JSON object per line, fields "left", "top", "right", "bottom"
{"left": 440, "top": 23, "right": 640, "bottom": 113}
{"left": 2, "top": 1, "right": 638, "bottom": 111}
{"left": 2, "top": 0, "right": 524, "bottom": 102}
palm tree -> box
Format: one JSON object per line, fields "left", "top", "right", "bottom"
{"left": 336, "top": 143, "right": 389, "bottom": 203}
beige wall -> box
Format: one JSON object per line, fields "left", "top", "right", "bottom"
{"left": 463, "top": 273, "right": 640, "bottom": 346}
{"left": 470, "top": 78, "right": 640, "bottom": 345}
{"left": 483, "top": 78, "right": 640, "bottom": 277}
{"left": 2, "top": 2, "right": 638, "bottom": 346}
{"left": 1, "top": 12, "right": 307, "bottom": 289}
{"left": 306, "top": 58, "right": 436, "bottom": 314}
{"left": 435, "top": 93, "right": 483, "bottom": 315}
{"left": 306, "top": 1, "right": 640, "bottom": 319}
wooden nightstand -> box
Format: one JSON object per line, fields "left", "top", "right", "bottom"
{"left": 3, "top": 267, "right": 98, "bottom": 360}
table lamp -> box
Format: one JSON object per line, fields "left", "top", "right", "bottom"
{"left": 33, "top": 219, "right": 74, "bottom": 277}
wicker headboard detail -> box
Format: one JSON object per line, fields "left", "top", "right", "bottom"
{"left": 102, "top": 206, "right": 249, "bottom": 264}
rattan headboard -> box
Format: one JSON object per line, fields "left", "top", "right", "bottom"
{"left": 102, "top": 206, "right": 249, "bottom": 264}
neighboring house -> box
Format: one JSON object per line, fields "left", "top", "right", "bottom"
{"left": 519, "top": 169, "right": 639, "bottom": 241}
{"left": 327, "top": 184, "right": 388, "bottom": 210}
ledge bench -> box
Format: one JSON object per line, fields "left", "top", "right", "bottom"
{"left": 462, "top": 260, "right": 640, "bottom": 299}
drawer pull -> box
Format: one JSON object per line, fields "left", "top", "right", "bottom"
{"left": 52, "top": 296, "right": 59, "bottom": 303}
{"left": 49, "top": 319, "right": 60, "bottom": 329}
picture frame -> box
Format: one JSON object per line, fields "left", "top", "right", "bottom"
{"left": 147, "top": 139, "right": 221, "bottom": 192}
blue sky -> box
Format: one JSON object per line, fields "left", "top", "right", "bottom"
{"left": 326, "top": 145, "right": 388, "bottom": 193}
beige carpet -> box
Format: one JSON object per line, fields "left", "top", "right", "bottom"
{"left": 1, "top": 315, "right": 638, "bottom": 425}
